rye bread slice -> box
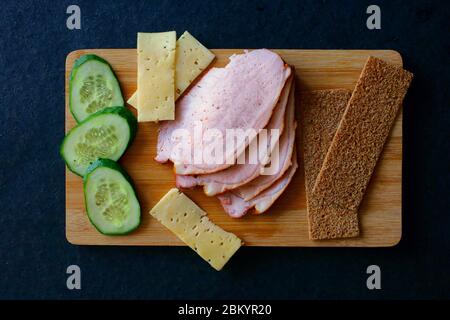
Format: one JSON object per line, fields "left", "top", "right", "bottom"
{"left": 301, "top": 89, "right": 352, "bottom": 196}
{"left": 308, "top": 56, "right": 413, "bottom": 240}
{"left": 301, "top": 89, "right": 353, "bottom": 239}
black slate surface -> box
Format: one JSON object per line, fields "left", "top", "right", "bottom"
{"left": 0, "top": 0, "right": 449, "bottom": 299}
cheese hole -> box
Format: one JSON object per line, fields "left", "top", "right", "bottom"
{"left": 195, "top": 232, "right": 199, "bottom": 237}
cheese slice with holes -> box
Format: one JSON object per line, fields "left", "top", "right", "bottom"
{"left": 150, "top": 188, "right": 242, "bottom": 271}
{"left": 137, "top": 31, "right": 176, "bottom": 122}
{"left": 128, "top": 31, "right": 215, "bottom": 109}
{"left": 174, "top": 31, "right": 215, "bottom": 98}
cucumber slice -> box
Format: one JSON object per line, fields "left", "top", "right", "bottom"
{"left": 84, "top": 159, "right": 141, "bottom": 235}
{"left": 70, "top": 54, "right": 124, "bottom": 122}
{"left": 61, "top": 106, "right": 137, "bottom": 177}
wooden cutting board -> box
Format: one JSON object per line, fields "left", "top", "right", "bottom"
{"left": 65, "top": 49, "right": 403, "bottom": 247}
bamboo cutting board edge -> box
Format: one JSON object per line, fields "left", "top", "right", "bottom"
{"left": 65, "top": 49, "right": 403, "bottom": 247}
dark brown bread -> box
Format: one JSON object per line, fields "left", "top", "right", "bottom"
{"left": 309, "top": 56, "right": 413, "bottom": 240}
{"left": 301, "top": 89, "right": 352, "bottom": 196}
{"left": 301, "top": 89, "right": 354, "bottom": 240}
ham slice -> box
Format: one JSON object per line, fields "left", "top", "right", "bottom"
{"left": 217, "top": 148, "right": 298, "bottom": 218}
{"left": 156, "top": 49, "right": 291, "bottom": 174}
{"left": 176, "top": 76, "right": 293, "bottom": 195}
{"left": 232, "top": 81, "right": 297, "bottom": 201}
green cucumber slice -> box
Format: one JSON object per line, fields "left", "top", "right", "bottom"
{"left": 84, "top": 159, "right": 141, "bottom": 235}
{"left": 60, "top": 106, "right": 137, "bottom": 177}
{"left": 70, "top": 54, "right": 124, "bottom": 122}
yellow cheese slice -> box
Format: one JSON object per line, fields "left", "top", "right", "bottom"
{"left": 137, "top": 31, "right": 176, "bottom": 122}
{"left": 127, "top": 91, "right": 137, "bottom": 107}
{"left": 128, "top": 31, "right": 215, "bottom": 109}
{"left": 150, "top": 188, "right": 242, "bottom": 271}
{"left": 174, "top": 31, "right": 215, "bottom": 98}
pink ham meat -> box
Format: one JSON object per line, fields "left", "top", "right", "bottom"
{"left": 175, "top": 76, "right": 293, "bottom": 196}
{"left": 217, "top": 149, "right": 298, "bottom": 218}
{"left": 156, "top": 49, "right": 291, "bottom": 175}
{"left": 233, "top": 83, "right": 297, "bottom": 201}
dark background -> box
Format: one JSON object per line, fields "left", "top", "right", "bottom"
{"left": 0, "top": 0, "right": 449, "bottom": 299}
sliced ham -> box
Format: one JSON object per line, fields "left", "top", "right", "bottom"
{"left": 156, "top": 49, "right": 291, "bottom": 175}
{"left": 176, "top": 76, "right": 293, "bottom": 196}
{"left": 217, "top": 148, "right": 298, "bottom": 218}
{"left": 233, "top": 81, "right": 297, "bottom": 201}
